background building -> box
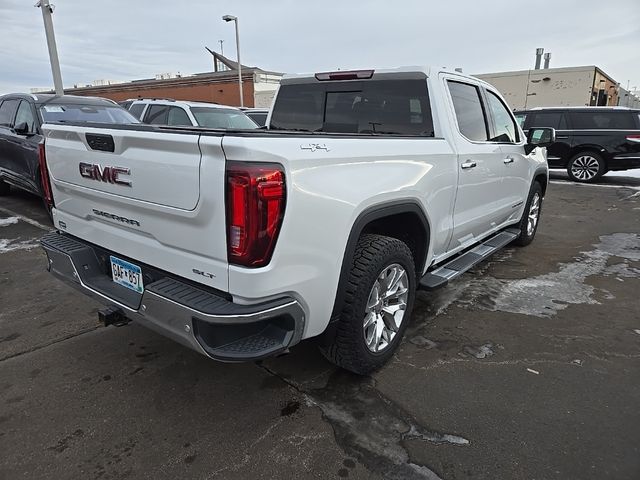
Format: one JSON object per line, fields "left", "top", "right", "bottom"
{"left": 475, "top": 65, "right": 620, "bottom": 110}
{"left": 54, "top": 53, "right": 282, "bottom": 108}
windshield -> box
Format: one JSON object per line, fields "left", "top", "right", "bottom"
{"left": 190, "top": 107, "right": 258, "bottom": 129}
{"left": 40, "top": 104, "right": 139, "bottom": 124}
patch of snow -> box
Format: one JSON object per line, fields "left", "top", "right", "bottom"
{"left": 605, "top": 170, "right": 640, "bottom": 179}
{"left": 463, "top": 343, "right": 495, "bottom": 359}
{"left": 0, "top": 217, "right": 19, "bottom": 227}
{"left": 0, "top": 238, "right": 40, "bottom": 253}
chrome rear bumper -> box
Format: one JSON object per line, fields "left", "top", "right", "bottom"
{"left": 41, "top": 232, "right": 306, "bottom": 361}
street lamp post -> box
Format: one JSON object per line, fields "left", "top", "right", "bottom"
{"left": 222, "top": 15, "right": 243, "bottom": 107}
{"left": 35, "top": 0, "right": 63, "bottom": 95}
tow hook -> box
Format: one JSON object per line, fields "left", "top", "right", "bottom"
{"left": 98, "top": 307, "right": 130, "bottom": 327}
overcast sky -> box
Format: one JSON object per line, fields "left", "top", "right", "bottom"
{"left": 1, "top": 0, "right": 639, "bottom": 95}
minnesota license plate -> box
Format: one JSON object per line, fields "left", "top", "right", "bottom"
{"left": 110, "top": 255, "right": 144, "bottom": 293}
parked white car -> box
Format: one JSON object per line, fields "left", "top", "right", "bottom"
{"left": 40, "top": 67, "right": 553, "bottom": 374}
{"left": 124, "top": 98, "right": 258, "bottom": 129}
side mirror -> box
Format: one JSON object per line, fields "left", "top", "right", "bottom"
{"left": 13, "top": 122, "right": 33, "bottom": 136}
{"left": 525, "top": 127, "right": 556, "bottom": 155}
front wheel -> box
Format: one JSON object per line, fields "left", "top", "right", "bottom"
{"left": 567, "top": 152, "right": 605, "bottom": 183}
{"left": 319, "top": 234, "right": 416, "bottom": 375}
{"left": 514, "top": 182, "right": 543, "bottom": 247}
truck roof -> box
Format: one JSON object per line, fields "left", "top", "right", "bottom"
{"left": 280, "top": 66, "right": 485, "bottom": 85}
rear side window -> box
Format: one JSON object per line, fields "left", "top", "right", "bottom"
{"left": 568, "top": 111, "right": 636, "bottom": 130}
{"left": 0, "top": 99, "right": 19, "bottom": 126}
{"left": 128, "top": 103, "right": 146, "bottom": 119}
{"left": 529, "top": 112, "right": 567, "bottom": 129}
{"left": 447, "top": 81, "right": 488, "bottom": 142}
{"left": 486, "top": 91, "right": 518, "bottom": 143}
{"left": 270, "top": 79, "right": 434, "bottom": 136}
{"left": 15, "top": 101, "right": 36, "bottom": 133}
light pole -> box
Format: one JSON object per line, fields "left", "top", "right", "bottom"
{"left": 222, "top": 15, "right": 243, "bottom": 107}
{"left": 35, "top": 0, "right": 63, "bottom": 95}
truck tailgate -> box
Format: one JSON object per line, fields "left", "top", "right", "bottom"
{"left": 43, "top": 125, "right": 229, "bottom": 292}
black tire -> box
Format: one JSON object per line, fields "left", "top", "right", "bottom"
{"left": 0, "top": 179, "right": 9, "bottom": 196}
{"left": 566, "top": 151, "right": 605, "bottom": 183}
{"left": 319, "top": 234, "right": 416, "bottom": 375}
{"left": 514, "top": 182, "right": 543, "bottom": 247}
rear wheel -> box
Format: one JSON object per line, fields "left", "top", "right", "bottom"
{"left": 319, "top": 234, "right": 416, "bottom": 375}
{"left": 567, "top": 152, "right": 605, "bottom": 183}
{"left": 0, "top": 179, "right": 9, "bottom": 196}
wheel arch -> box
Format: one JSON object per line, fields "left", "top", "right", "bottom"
{"left": 328, "top": 200, "right": 431, "bottom": 324}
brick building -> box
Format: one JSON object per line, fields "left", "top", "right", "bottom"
{"left": 61, "top": 53, "right": 282, "bottom": 108}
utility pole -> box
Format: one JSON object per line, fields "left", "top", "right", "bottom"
{"left": 222, "top": 15, "right": 243, "bottom": 107}
{"left": 35, "top": 0, "right": 64, "bottom": 95}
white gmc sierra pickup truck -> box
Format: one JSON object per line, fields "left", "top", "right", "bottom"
{"left": 39, "top": 67, "right": 554, "bottom": 374}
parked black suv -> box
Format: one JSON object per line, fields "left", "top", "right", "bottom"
{"left": 514, "top": 107, "right": 640, "bottom": 182}
{"left": 0, "top": 94, "right": 138, "bottom": 204}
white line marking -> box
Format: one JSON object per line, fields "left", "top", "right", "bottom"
{"left": 550, "top": 180, "right": 640, "bottom": 190}
{"left": 526, "top": 368, "right": 540, "bottom": 375}
{"left": 0, "top": 206, "right": 52, "bottom": 232}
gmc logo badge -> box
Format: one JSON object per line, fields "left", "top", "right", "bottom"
{"left": 79, "top": 163, "right": 131, "bottom": 187}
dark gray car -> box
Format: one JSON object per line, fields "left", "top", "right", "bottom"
{"left": 0, "top": 94, "right": 138, "bottom": 200}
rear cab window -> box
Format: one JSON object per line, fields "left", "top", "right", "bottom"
{"left": 270, "top": 77, "right": 434, "bottom": 136}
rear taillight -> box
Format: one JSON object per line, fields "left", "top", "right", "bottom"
{"left": 38, "top": 143, "right": 54, "bottom": 209}
{"left": 225, "top": 162, "right": 286, "bottom": 267}
{"left": 626, "top": 135, "right": 640, "bottom": 143}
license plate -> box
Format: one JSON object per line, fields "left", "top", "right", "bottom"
{"left": 110, "top": 256, "right": 144, "bottom": 293}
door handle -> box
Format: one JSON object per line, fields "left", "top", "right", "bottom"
{"left": 503, "top": 157, "right": 515, "bottom": 164}
{"left": 461, "top": 160, "right": 477, "bottom": 169}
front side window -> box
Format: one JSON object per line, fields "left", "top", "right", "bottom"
{"left": 486, "top": 91, "right": 518, "bottom": 143}
{"left": 447, "top": 81, "right": 488, "bottom": 142}
{"left": 190, "top": 108, "right": 258, "bottom": 129}
{"left": 0, "top": 99, "right": 19, "bottom": 126}
{"left": 144, "top": 105, "right": 169, "bottom": 124}
{"left": 569, "top": 111, "right": 636, "bottom": 130}
{"left": 14, "top": 101, "right": 36, "bottom": 133}
{"left": 167, "top": 107, "right": 192, "bottom": 126}
{"left": 270, "top": 79, "right": 434, "bottom": 136}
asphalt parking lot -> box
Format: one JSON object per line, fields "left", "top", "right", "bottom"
{"left": 1, "top": 173, "right": 639, "bottom": 480}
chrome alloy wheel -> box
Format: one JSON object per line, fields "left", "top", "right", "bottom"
{"left": 527, "top": 192, "right": 541, "bottom": 237}
{"left": 570, "top": 155, "right": 600, "bottom": 181}
{"left": 363, "top": 264, "right": 409, "bottom": 353}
